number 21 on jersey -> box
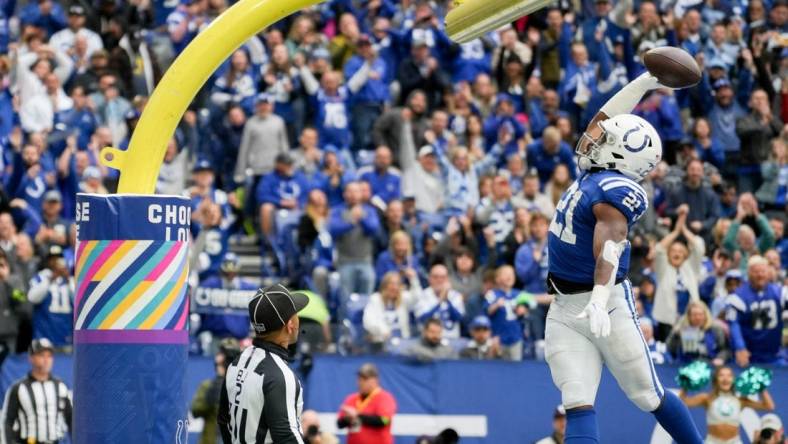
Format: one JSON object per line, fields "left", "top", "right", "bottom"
{"left": 549, "top": 182, "right": 582, "bottom": 245}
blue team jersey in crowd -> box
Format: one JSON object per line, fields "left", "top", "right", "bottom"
{"left": 483, "top": 288, "right": 524, "bottom": 346}
{"left": 357, "top": 166, "right": 401, "bottom": 204}
{"left": 726, "top": 283, "right": 785, "bottom": 364}
{"left": 313, "top": 87, "right": 351, "bottom": 148}
{"left": 548, "top": 170, "right": 648, "bottom": 285}
{"left": 515, "top": 240, "right": 549, "bottom": 294}
{"left": 30, "top": 274, "right": 75, "bottom": 347}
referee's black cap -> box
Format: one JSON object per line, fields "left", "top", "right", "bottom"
{"left": 29, "top": 338, "right": 55, "bottom": 355}
{"left": 248, "top": 283, "right": 309, "bottom": 334}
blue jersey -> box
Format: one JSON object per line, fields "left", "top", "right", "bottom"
{"left": 726, "top": 283, "right": 785, "bottom": 364}
{"left": 483, "top": 288, "right": 524, "bottom": 346}
{"left": 313, "top": 87, "right": 351, "bottom": 149}
{"left": 451, "top": 39, "right": 491, "bottom": 83}
{"left": 358, "top": 166, "right": 401, "bottom": 204}
{"left": 515, "top": 240, "right": 549, "bottom": 294}
{"left": 197, "top": 226, "right": 231, "bottom": 280}
{"left": 526, "top": 140, "right": 577, "bottom": 187}
{"left": 548, "top": 171, "right": 648, "bottom": 285}
{"left": 255, "top": 171, "right": 309, "bottom": 208}
{"left": 30, "top": 274, "right": 75, "bottom": 347}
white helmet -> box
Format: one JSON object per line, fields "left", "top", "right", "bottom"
{"left": 575, "top": 114, "right": 662, "bottom": 181}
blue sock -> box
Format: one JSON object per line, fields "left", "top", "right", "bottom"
{"left": 652, "top": 391, "right": 703, "bottom": 444}
{"left": 565, "top": 408, "right": 599, "bottom": 444}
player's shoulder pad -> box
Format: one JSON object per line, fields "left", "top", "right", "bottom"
{"left": 589, "top": 172, "right": 649, "bottom": 220}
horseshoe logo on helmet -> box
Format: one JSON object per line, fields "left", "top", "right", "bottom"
{"left": 622, "top": 126, "right": 650, "bottom": 153}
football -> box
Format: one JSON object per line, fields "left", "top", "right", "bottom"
{"left": 643, "top": 47, "right": 702, "bottom": 89}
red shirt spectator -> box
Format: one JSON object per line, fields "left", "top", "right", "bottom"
{"left": 337, "top": 363, "right": 397, "bottom": 444}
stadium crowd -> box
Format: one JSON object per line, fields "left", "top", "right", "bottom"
{"left": 0, "top": 0, "right": 785, "bottom": 373}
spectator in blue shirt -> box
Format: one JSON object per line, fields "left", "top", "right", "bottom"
{"left": 369, "top": 17, "right": 401, "bottom": 84}
{"left": 167, "top": 0, "right": 208, "bottom": 55}
{"left": 209, "top": 49, "right": 257, "bottom": 115}
{"left": 19, "top": 0, "right": 66, "bottom": 37}
{"left": 207, "top": 104, "right": 246, "bottom": 188}
{"left": 483, "top": 265, "right": 527, "bottom": 361}
{"left": 358, "top": 145, "right": 401, "bottom": 207}
{"left": 690, "top": 118, "right": 725, "bottom": 170}
{"left": 321, "top": 146, "right": 356, "bottom": 207}
{"left": 726, "top": 256, "right": 785, "bottom": 366}
{"left": 514, "top": 213, "right": 550, "bottom": 294}
{"left": 375, "top": 230, "right": 418, "bottom": 284}
{"left": 344, "top": 34, "right": 390, "bottom": 152}
{"left": 7, "top": 144, "right": 49, "bottom": 216}
{"left": 526, "top": 126, "right": 576, "bottom": 187}
{"left": 256, "top": 152, "right": 309, "bottom": 236}
{"left": 403, "top": 3, "right": 452, "bottom": 64}
{"left": 300, "top": 69, "right": 353, "bottom": 150}
{"left": 634, "top": 89, "right": 685, "bottom": 164}
{"left": 452, "top": 35, "right": 493, "bottom": 84}
{"left": 696, "top": 73, "right": 750, "bottom": 181}
{"left": 0, "top": 0, "right": 15, "bottom": 54}
{"left": 27, "top": 246, "right": 74, "bottom": 348}
{"left": 527, "top": 87, "right": 567, "bottom": 139}
{"left": 58, "top": 86, "right": 98, "bottom": 150}
{"left": 482, "top": 94, "right": 524, "bottom": 150}
{"left": 769, "top": 218, "right": 788, "bottom": 268}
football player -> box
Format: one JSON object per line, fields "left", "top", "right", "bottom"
{"left": 545, "top": 71, "right": 703, "bottom": 443}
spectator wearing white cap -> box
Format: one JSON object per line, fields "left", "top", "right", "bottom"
{"left": 754, "top": 413, "right": 783, "bottom": 444}
{"left": 79, "top": 165, "right": 107, "bottom": 195}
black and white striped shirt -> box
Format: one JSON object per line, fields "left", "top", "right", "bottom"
{"left": 218, "top": 339, "right": 304, "bottom": 444}
{"left": 1, "top": 374, "right": 72, "bottom": 444}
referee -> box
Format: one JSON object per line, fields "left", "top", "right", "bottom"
{"left": 218, "top": 283, "right": 309, "bottom": 444}
{"left": 1, "top": 338, "right": 72, "bottom": 444}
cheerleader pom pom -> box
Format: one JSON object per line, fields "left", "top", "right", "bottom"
{"left": 675, "top": 361, "right": 711, "bottom": 392}
{"left": 735, "top": 367, "right": 772, "bottom": 396}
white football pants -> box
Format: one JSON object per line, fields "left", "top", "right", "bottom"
{"left": 545, "top": 280, "right": 664, "bottom": 412}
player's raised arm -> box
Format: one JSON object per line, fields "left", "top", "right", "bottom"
{"left": 580, "top": 45, "right": 701, "bottom": 138}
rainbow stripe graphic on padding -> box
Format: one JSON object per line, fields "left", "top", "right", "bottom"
{"left": 74, "top": 240, "right": 189, "bottom": 331}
